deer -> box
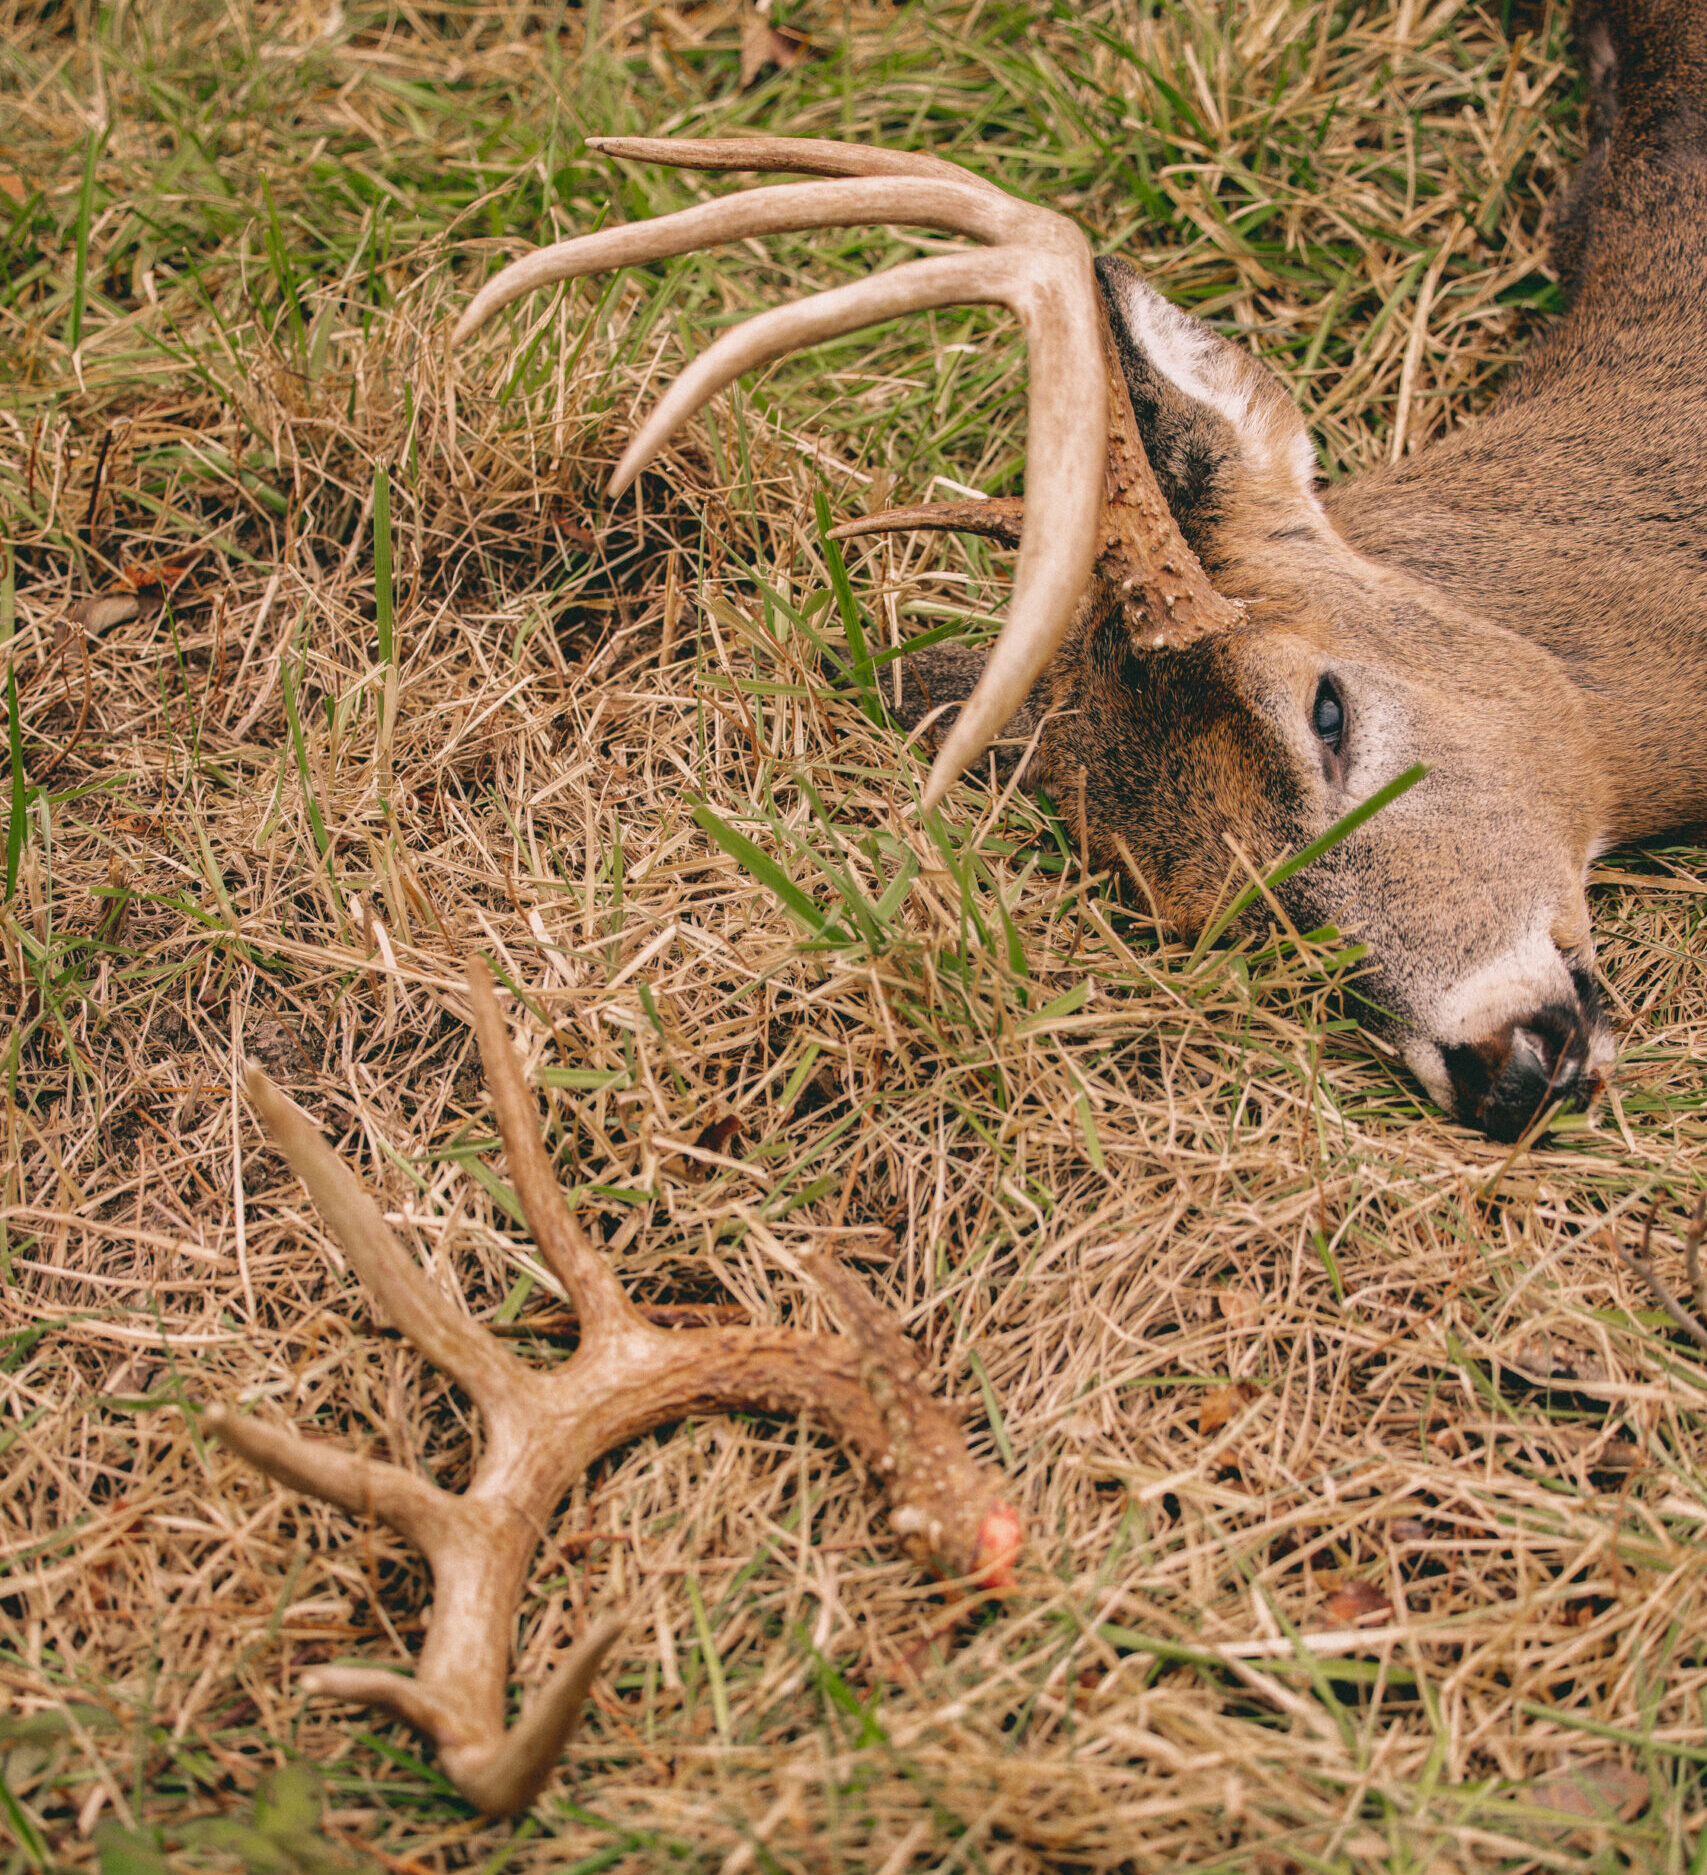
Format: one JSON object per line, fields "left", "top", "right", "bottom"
{"left": 440, "top": 0, "right": 1707, "bottom": 1145}
{"left": 204, "top": 0, "right": 1698, "bottom": 1820}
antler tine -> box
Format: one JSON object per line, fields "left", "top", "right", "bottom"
{"left": 244, "top": 1071, "right": 533, "bottom": 1426}
{"left": 202, "top": 1401, "right": 444, "bottom": 1553}
{"left": 609, "top": 250, "right": 1060, "bottom": 495}
{"left": 461, "top": 958, "right": 640, "bottom": 1341}
{"left": 451, "top": 175, "right": 1017, "bottom": 344}
{"left": 586, "top": 133, "right": 1006, "bottom": 189}
{"left": 920, "top": 306, "right": 1102, "bottom": 810}
{"left": 302, "top": 1611, "right": 628, "bottom": 1818}
{"left": 830, "top": 498, "right": 1025, "bottom": 548}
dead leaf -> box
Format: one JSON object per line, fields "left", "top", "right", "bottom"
{"left": 101, "top": 1355, "right": 158, "bottom": 1397}
{"left": 1197, "top": 1383, "right": 1256, "bottom": 1434}
{"left": 0, "top": 172, "right": 26, "bottom": 204}
{"left": 1511, "top": 1335, "right": 1610, "bottom": 1385}
{"left": 117, "top": 557, "right": 193, "bottom": 592}
{"left": 1215, "top": 1287, "right": 1263, "bottom": 1329}
{"left": 740, "top": 8, "right": 807, "bottom": 86}
{"left": 67, "top": 594, "right": 141, "bottom": 633}
{"left": 694, "top": 1114, "right": 743, "bottom": 1156}
{"left": 1524, "top": 1759, "right": 1648, "bottom": 1832}
{"left": 1322, "top": 1579, "right": 1391, "bottom": 1624}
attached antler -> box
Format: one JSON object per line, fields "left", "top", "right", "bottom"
{"left": 206, "top": 960, "right": 1020, "bottom": 1816}
{"left": 453, "top": 135, "right": 1242, "bottom": 799}
{"left": 452, "top": 135, "right": 1106, "bottom": 811}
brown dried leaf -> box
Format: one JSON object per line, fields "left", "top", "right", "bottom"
{"left": 1322, "top": 1579, "right": 1391, "bottom": 1624}
{"left": 1198, "top": 1382, "right": 1256, "bottom": 1434}
{"left": 694, "top": 1114, "right": 743, "bottom": 1155}
{"left": 0, "top": 172, "right": 26, "bottom": 204}
{"left": 117, "top": 557, "right": 194, "bottom": 592}
{"left": 740, "top": 8, "right": 807, "bottom": 86}
{"left": 67, "top": 594, "right": 142, "bottom": 633}
{"left": 1525, "top": 1759, "right": 1648, "bottom": 1826}
{"left": 1215, "top": 1287, "right": 1263, "bottom": 1329}
{"left": 1511, "top": 1334, "right": 1610, "bottom": 1385}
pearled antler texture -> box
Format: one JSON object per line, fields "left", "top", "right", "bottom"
{"left": 205, "top": 960, "right": 1020, "bottom": 1816}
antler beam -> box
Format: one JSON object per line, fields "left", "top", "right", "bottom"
{"left": 206, "top": 960, "right": 1020, "bottom": 1816}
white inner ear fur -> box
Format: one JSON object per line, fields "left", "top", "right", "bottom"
{"left": 1110, "top": 271, "right": 1320, "bottom": 502}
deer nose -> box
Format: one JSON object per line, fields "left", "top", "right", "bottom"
{"left": 1439, "top": 1004, "right": 1595, "bottom": 1143}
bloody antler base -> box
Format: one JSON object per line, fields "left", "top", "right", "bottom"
{"left": 205, "top": 960, "right": 1020, "bottom": 1815}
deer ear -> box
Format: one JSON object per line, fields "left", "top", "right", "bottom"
{"left": 1095, "top": 256, "right": 1321, "bottom": 573}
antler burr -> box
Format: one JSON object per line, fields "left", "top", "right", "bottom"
{"left": 206, "top": 960, "right": 1020, "bottom": 1816}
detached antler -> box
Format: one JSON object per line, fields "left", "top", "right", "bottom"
{"left": 453, "top": 135, "right": 1241, "bottom": 799}
{"left": 206, "top": 960, "right": 1019, "bottom": 1816}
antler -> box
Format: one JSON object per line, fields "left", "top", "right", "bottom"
{"left": 453, "top": 136, "right": 1241, "bottom": 800}
{"left": 452, "top": 135, "right": 1106, "bottom": 811}
{"left": 205, "top": 960, "right": 1020, "bottom": 1816}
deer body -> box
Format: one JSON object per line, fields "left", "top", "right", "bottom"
{"left": 452, "top": 0, "right": 1705, "bottom": 1141}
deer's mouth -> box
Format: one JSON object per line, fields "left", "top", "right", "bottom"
{"left": 1404, "top": 959, "right": 1612, "bottom": 1142}
{"left": 1437, "top": 998, "right": 1605, "bottom": 1142}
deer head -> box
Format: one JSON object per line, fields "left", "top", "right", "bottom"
{"left": 453, "top": 137, "right": 1613, "bottom": 1144}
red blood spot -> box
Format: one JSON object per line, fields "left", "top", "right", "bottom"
{"left": 971, "top": 1499, "right": 1023, "bottom": 1591}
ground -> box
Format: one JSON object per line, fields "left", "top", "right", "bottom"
{"left": 4, "top": 1, "right": 1707, "bottom": 1870}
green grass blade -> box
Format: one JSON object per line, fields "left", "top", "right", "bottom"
{"left": 1191, "top": 760, "right": 1428, "bottom": 963}
{"left": 815, "top": 489, "right": 880, "bottom": 722}
{"left": 69, "top": 124, "right": 106, "bottom": 351}
{"left": 694, "top": 804, "right": 847, "bottom": 941}
{"left": 4, "top": 667, "right": 24, "bottom": 902}
{"left": 373, "top": 461, "right": 394, "bottom": 667}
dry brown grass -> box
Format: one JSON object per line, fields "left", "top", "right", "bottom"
{"left": 4, "top": 2, "right": 1707, "bottom": 1869}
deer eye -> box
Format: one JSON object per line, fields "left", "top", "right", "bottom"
{"left": 1312, "top": 677, "right": 1345, "bottom": 751}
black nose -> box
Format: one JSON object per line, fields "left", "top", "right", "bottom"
{"left": 1440, "top": 1004, "right": 1597, "bottom": 1143}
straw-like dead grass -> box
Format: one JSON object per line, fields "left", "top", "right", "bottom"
{"left": 4, "top": 1, "right": 1706, "bottom": 1868}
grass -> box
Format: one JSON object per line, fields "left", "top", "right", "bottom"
{"left": 4, "top": 0, "right": 1707, "bottom": 1868}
